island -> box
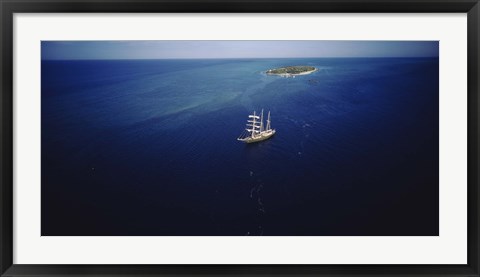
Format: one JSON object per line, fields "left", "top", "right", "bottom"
{"left": 266, "top": 65, "right": 317, "bottom": 77}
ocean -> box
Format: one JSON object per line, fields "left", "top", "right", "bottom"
{"left": 41, "top": 57, "right": 439, "bottom": 236}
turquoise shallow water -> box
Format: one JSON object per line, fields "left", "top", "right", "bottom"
{"left": 41, "top": 57, "right": 439, "bottom": 235}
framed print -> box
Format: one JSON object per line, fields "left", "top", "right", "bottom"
{"left": 1, "top": 0, "right": 479, "bottom": 276}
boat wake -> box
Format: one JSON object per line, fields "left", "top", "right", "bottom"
{"left": 247, "top": 170, "right": 266, "bottom": 235}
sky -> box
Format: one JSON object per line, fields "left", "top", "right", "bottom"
{"left": 41, "top": 41, "right": 439, "bottom": 60}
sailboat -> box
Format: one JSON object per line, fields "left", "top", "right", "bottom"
{"left": 237, "top": 109, "right": 276, "bottom": 143}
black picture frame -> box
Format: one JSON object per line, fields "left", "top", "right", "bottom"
{"left": 1, "top": 0, "right": 479, "bottom": 276}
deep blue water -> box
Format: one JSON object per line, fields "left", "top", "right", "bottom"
{"left": 41, "top": 58, "right": 439, "bottom": 236}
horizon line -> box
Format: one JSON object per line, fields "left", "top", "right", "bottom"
{"left": 41, "top": 56, "right": 439, "bottom": 61}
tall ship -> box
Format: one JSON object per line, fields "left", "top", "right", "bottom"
{"left": 237, "top": 109, "right": 276, "bottom": 143}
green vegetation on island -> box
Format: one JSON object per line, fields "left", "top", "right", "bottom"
{"left": 266, "top": 65, "right": 317, "bottom": 76}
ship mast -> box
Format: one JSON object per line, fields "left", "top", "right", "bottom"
{"left": 266, "top": 111, "right": 271, "bottom": 131}
{"left": 260, "top": 109, "right": 264, "bottom": 132}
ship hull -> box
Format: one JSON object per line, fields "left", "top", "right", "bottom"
{"left": 238, "top": 130, "right": 276, "bottom": 143}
